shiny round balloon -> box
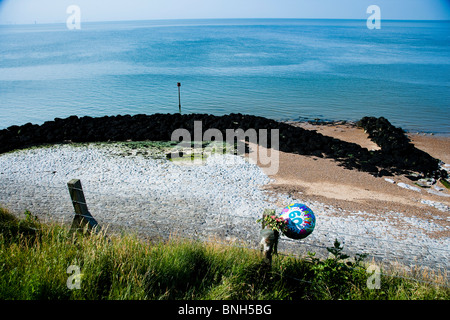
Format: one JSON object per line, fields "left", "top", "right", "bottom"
{"left": 279, "top": 203, "right": 316, "bottom": 239}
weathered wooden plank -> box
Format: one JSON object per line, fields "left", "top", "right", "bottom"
{"left": 67, "top": 179, "right": 99, "bottom": 232}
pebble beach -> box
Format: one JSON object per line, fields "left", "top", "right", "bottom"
{"left": 0, "top": 121, "right": 449, "bottom": 272}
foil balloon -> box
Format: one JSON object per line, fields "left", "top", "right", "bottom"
{"left": 280, "top": 203, "right": 316, "bottom": 239}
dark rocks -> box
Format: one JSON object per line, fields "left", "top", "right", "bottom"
{"left": 357, "top": 116, "right": 445, "bottom": 179}
{"left": 0, "top": 113, "right": 445, "bottom": 179}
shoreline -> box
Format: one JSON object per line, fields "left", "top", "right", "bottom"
{"left": 1, "top": 113, "right": 446, "bottom": 180}
{"left": 286, "top": 118, "right": 450, "bottom": 138}
{"left": 2, "top": 117, "right": 449, "bottom": 138}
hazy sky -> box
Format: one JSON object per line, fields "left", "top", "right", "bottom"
{"left": 1, "top": 0, "right": 449, "bottom": 24}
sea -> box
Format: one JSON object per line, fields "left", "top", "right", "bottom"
{"left": 0, "top": 19, "right": 449, "bottom": 135}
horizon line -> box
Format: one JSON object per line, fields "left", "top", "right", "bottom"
{"left": 1, "top": 17, "right": 450, "bottom": 26}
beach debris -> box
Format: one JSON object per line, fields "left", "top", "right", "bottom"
{"left": 420, "top": 199, "right": 450, "bottom": 212}
{"left": 427, "top": 189, "right": 450, "bottom": 198}
{"left": 397, "top": 182, "right": 421, "bottom": 193}
{"left": 414, "top": 178, "right": 435, "bottom": 188}
{"left": 441, "top": 163, "right": 450, "bottom": 172}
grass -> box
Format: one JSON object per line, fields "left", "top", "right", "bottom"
{"left": 0, "top": 207, "right": 448, "bottom": 300}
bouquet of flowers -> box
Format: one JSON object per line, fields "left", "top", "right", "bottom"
{"left": 257, "top": 214, "right": 290, "bottom": 234}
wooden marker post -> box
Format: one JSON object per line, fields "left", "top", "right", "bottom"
{"left": 67, "top": 179, "right": 99, "bottom": 233}
{"left": 260, "top": 209, "right": 278, "bottom": 267}
{"left": 177, "top": 82, "right": 182, "bottom": 114}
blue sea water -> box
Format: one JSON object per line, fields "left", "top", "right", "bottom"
{"left": 0, "top": 19, "right": 449, "bottom": 134}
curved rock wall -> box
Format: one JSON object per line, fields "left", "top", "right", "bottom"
{"left": 0, "top": 113, "right": 445, "bottom": 179}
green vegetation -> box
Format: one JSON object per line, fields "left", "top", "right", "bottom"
{"left": 440, "top": 178, "right": 450, "bottom": 190}
{"left": 4, "top": 140, "right": 239, "bottom": 164}
{"left": 0, "top": 207, "right": 448, "bottom": 300}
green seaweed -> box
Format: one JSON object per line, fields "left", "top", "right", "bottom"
{"left": 440, "top": 178, "right": 450, "bottom": 190}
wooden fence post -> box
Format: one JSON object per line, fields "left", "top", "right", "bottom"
{"left": 67, "top": 179, "right": 99, "bottom": 232}
{"left": 260, "top": 209, "right": 278, "bottom": 267}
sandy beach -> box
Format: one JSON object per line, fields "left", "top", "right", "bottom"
{"left": 258, "top": 122, "right": 450, "bottom": 237}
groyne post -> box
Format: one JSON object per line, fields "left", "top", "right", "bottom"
{"left": 178, "top": 82, "right": 182, "bottom": 114}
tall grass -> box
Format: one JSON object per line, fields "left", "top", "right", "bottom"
{"left": 0, "top": 207, "right": 448, "bottom": 300}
